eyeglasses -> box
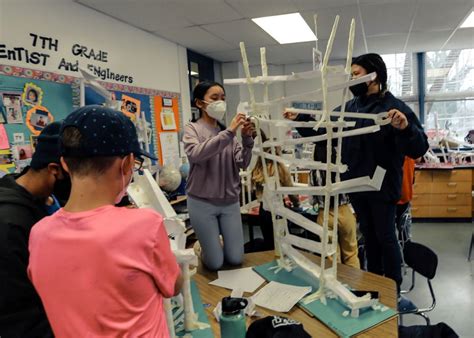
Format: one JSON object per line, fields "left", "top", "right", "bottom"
{"left": 134, "top": 158, "right": 144, "bottom": 172}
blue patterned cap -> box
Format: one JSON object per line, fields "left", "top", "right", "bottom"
{"left": 59, "top": 105, "right": 157, "bottom": 160}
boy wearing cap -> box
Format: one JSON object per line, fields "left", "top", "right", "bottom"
{"left": 0, "top": 122, "right": 68, "bottom": 338}
{"left": 28, "top": 105, "right": 182, "bottom": 337}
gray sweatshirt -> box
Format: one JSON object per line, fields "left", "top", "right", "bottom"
{"left": 183, "top": 119, "right": 254, "bottom": 204}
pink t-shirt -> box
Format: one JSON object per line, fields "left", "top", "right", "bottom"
{"left": 28, "top": 205, "right": 180, "bottom": 338}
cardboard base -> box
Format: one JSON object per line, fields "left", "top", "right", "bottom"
{"left": 253, "top": 260, "right": 397, "bottom": 338}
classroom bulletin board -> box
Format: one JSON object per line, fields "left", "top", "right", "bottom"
{"left": 0, "top": 65, "right": 78, "bottom": 174}
{"left": 0, "top": 64, "right": 183, "bottom": 174}
{"left": 153, "top": 95, "right": 181, "bottom": 168}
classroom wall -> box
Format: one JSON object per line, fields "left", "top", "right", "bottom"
{"left": 0, "top": 0, "right": 188, "bottom": 96}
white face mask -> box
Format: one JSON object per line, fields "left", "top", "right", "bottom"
{"left": 204, "top": 100, "right": 226, "bottom": 121}
{"left": 114, "top": 158, "right": 133, "bottom": 204}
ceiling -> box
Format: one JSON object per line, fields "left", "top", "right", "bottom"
{"left": 75, "top": 0, "right": 474, "bottom": 65}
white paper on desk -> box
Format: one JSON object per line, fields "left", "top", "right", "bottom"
{"left": 251, "top": 281, "right": 312, "bottom": 313}
{"left": 209, "top": 267, "right": 265, "bottom": 293}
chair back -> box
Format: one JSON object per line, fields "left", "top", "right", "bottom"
{"left": 403, "top": 241, "right": 438, "bottom": 280}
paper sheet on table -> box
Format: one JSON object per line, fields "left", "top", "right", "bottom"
{"left": 251, "top": 281, "right": 312, "bottom": 312}
{"left": 209, "top": 267, "right": 265, "bottom": 293}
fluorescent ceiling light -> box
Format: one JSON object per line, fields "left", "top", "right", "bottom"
{"left": 252, "top": 13, "right": 316, "bottom": 44}
{"left": 188, "top": 70, "right": 199, "bottom": 76}
{"left": 460, "top": 11, "right": 474, "bottom": 28}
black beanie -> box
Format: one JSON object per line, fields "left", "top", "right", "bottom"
{"left": 352, "top": 53, "right": 387, "bottom": 91}
{"left": 30, "top": 121, "right": 63, "bottom": 170}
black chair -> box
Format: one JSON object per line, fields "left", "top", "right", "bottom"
{"left": 399, "top": 241, "right": 438, "bottom": 325}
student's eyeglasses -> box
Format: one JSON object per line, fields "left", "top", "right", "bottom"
{"left": 134, "top": 158, "right": 144, "bottom": 172}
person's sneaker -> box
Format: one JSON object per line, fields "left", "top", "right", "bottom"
{"left": 398, "top": 295, "right": 417, "bottom": 312}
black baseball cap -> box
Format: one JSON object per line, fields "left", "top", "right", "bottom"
{"left": 30, "top": 121, "right": 63, "bottom": 170}
{"left": 59, "top": 105, "right": 157, "bottom": 160}
{"left": 246, "top": 316, "right": 311, "bottom": 338}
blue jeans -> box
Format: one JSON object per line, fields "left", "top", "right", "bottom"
{"left": 187, "top": 196, "right": 244, "bottom": 271}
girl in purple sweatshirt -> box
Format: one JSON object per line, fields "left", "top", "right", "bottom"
{"left": 183, "top": 81, "right": 255, "bottom": 270}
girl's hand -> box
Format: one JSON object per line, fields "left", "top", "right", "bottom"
{"left": 388, "top": 109, "right": 408, "bottom": 130}
{"left": 229, "top": 113, "right": 247, "bottom": 133}
{"left": 283, "top": 111, "right": 298, "bottom": 120}
{"left": 242, "top": 119, "right": 256, "bottom": 137}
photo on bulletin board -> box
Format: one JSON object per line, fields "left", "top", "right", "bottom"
{"left": 26, "top": 106, "right": 53, "bottom": 135}
{"left": 162, "top": 97, "right": 173, "bottom": 107}
{"left": 13, "top": 144, "right": 33, "bottom": 161}
{"left": 121, "top": 94, "right": 140, "bottom": 120}
{"left": 0, "top": 149, "right": 14, "bottom": 169}
{"left": 161, "top": 108, "right": 177, "bottom": 130}
{"left": 22, "top": 82, "right": 43, "bottom": 107}
{"left": 13, "top": 133, "right": 25, "bottom": 144}
{"left": 1, "top": 92, "right": 23, "bottom": 124}
{"left": 30, "top": 135, "right": 39, "bottom": 151}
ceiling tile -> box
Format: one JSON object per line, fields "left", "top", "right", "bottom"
{"left": 443, "top": 28, "right": 474, "bottom": 50}
{"left": 152, "top": 26, "right": 234, "bottom": 53}
{"left": 224, "top": 0, "right": 298, "bottom": 18}
{"left": 366, "top": 34, "right": 408, "bottom": 54}
{"left": 293, "top": 0, "right": 358, "bottom": 11}
{"left": 300, "top": 6, "right": 363, "bottom": 41}
{"left": 405, "top": 30, "right": 452, "bottom": 52}
{"left": 76, "top": 0, "right": 193, "bottom": 31}
{"left": 206, "top": 45, "right": 262, "bottom": 64}
{"left": 165, "top": 0, "right": 244, "bottom": 25}
{"left": 360, "top": 3, "right": 416, "bottom": 37}
{"left": 412, "top": 1, "right": 473, "bottom": 32}
{"left": 202, "top": 19, "right": 278, "bottom": 47}
{"left": 75, "top": 0, "right": 474, "bottom": 64}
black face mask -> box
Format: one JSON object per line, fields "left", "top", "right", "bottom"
{"left": 53, "top": 174, "right": 71, "bottom": 206}
{"left": 349, "top": 82, "right": 369, "bottom": 97}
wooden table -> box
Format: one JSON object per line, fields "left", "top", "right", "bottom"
{"left": 193, "top": 251, "right": 398, "bottom": 338}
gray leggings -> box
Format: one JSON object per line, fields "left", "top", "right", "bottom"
{"left": 187, "top": 196, "right": 244, "bottom": 271}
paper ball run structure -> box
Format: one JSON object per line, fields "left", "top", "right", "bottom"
{"left": 224, "top": 15, "right": 390, "bottom": 317}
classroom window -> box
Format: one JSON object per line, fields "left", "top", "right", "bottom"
{"left": 425, "top": 48, "right": 474, "bottom": 94}
{"left": 424, "top": 100, "right": 474, "bottom": 139}
{"left": 381, "top": 53, "right": 414, "bottom": 97}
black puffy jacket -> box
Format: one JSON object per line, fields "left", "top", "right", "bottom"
{"left": 295, "top": 91, "right": 429, "bottom": 203}
{"left": 0, "top": 173, "right": 53, "bottom": 338}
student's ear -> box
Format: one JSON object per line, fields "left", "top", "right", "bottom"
{"left": 195, "top": 98, "right": 204, "bottom": 110}
{"left": 60, "top": 157, "right": 70, "bottom": 174}
{"left": 47, "top": 163, "right": 64, "bottom": 179}
{"left": 123, "top": 154, "right": 134, "bottom": 174}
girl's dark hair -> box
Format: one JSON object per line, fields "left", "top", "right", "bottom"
{"left": 28, "top": 90, "right": 38, "bottom": 100}
{"left": 192, "top": 80, "right": 226, "bottom": 130}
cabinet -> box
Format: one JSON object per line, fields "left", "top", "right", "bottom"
{"left": 412, "top": 168, "right": 473, "bottom": 219}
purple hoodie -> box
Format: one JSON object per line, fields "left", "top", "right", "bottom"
{"left": 183, "top": 119, "right": 254, "bottom": 204}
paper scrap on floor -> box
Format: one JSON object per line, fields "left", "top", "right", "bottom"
{"left": 251, "top": 281, "right": 312, "bottom": 312}
{"left": 209, "top": 267, "right": 265, "bottom": 293}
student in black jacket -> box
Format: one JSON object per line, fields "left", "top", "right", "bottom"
{"left": 0, "top": 121, "right": 70, "bottom": 337}
{"left": 285, "top": 53, "right": 428, "bottom": 310}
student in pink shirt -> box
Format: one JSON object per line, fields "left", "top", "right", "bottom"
{"left": 28, "top": 105, "right": 182, "bottom": 337}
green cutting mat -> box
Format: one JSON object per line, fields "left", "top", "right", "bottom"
{"left": 253, "top": 260, "right": 397, "bottom": 338}
{"left": 175, "top": 280, "right": 214, "bottom": 337}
